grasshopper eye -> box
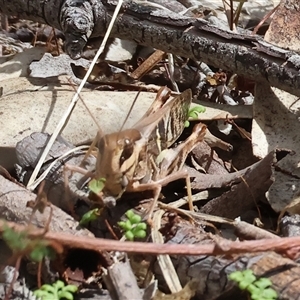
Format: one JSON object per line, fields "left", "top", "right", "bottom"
{"left": 120, "top": 139, "right": 134, "bottom": 165}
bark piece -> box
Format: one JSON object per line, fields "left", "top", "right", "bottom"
{"left": 253, "top": 82, "right": 300, "bottom": 213}
{"left": 194, "top": 149, "right": 287, "bottom": 218}
{"left": 265, "top": 0, "right": 300, "bottom": 52}
{"left": 15, "top": 132, "right": 96, "bottom": 211}
{"left": 16, "top": 132, "right": 75, "bottom": 169}
{"left": 0, "top": 280, "right": 36, "bottom": 300}
{"left": 157, "top": 223, "right": 300, "bottom": 300}
{"left": 102, "top": 258, "right": 144, "bottom": 300}
{"left": 233, "top": 220, "right": 279, "bottom": 240}
{"left": 191, "top": 141, "right": 229, "bottom": 175}
{"left": 0, "top": 175, "right": 93, "bottom": 237}
{"left": 280, "top": 214, "right": 300, "bottom": 237}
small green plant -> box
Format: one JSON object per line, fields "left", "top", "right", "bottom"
{"left": 79, "top": 208, "right": 103, "bottom": 226}
{"left": 88, "top": 177, "right": 106, "bottom": 194}
{"left": 78, "top": 177, "right": 106, "bottom": 226}
{"left": 229, "top": 269, "right": 277, "bottom": 300}
{"left": 2, "top": 224, "right": 55, "bottom": 262}
{"left": 34, "top": 280, "right": 78, "bottom": 300}
{"left": 185, "top": 105, "right": 206, "bottom": 127}
{"left": 118, "top": 210, "right": 147, "bottom": 241}
{"left": 79, "top": 178, "right": 106, "bottom": 226}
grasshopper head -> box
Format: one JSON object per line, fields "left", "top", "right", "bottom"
{"left": 95, "top": 129, "right": 143, "bottom": 201}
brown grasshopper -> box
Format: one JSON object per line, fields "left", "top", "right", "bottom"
{"left": 88, "top": 86, "right": 207, "bottom": 221}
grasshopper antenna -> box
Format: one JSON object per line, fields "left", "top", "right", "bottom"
{"left": 119, "top": 89, "right": 142, "bottom": 132}
{"left": 68, "top": 78, "right": 103, "bottom": 135}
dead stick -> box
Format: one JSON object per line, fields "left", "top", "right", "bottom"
{"left": 1, "top": 0, "right": 300, "bottom": 96}
{"left": 1, "top": 219, "right": 300, "bottom": 258}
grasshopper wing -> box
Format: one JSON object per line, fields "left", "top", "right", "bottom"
{"left": 133, "top": 89, "right": 192, "bottom": 153}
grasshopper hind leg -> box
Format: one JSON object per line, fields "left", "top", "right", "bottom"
{"left": 145, "top": 185, "right": 162, "bottom": 226}
{"left": 185, "top": 174, "right": 194, "bottom": 211}
{"left": 132, "top": 169, "right": 194, "bottom": 225}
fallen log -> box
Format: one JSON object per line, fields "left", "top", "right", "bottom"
{"left": 1, "top": 0, "right": 300, "bottom": 96}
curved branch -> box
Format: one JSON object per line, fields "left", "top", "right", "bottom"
{"left": 1, "top": 0, "right": 300, "bottom": 96}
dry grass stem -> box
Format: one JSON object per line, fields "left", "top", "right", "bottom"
{"left": 27, "top": 0, "right": 124, "bottom": 189}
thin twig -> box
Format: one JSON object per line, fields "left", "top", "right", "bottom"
{"left": 68, "top": 78, "right": 102, "bottom": 130}
{"left": 1, "top": 219, "right": 300, "bottom": 259}
{"left": 252, "top": 4, "right": 279, "bottom": 35}
{"left": 233, "top": 1, "right": 246, "bottom": 26}
{"left": 37, "top": 260, "right": 42, "bottom": 288}
{"left": 166, "top": 54, "right": 179, "bottom": 92}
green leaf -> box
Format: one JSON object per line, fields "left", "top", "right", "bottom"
{"left": 58, "top": 290, "right": 75, "bottom": 300}
{"left": 251, "top": 294, "right": 260, "bottom": 300}
{"left": 260, "top": 288, "right": 278, "bottom": 299}
{"left": 135, "top": 223, "right": 147, "bottom": 230}
{"left": 156, "top": 149, "right": 169, "bottom": 163}
{"left": 242, "top": 270, "right": 256, "bottom": 284}
{"left": 229, "top": 270, "right": 256, "bottom": 290}
{"left": 54, "top": 280, "right": 65, "bottom": 290}
{"left": 62, "top": 285, "right": 78, "bottom": 293}
{"left": 41, "top": 246, "right": 56, "bottom": 260}
{"left": 34, "top": 281, "right": 78, "bottom": 300}
{"left": 130, "top": 214, "right": 142, "bottom": 224}
{"left": 118, "top": 220, "right": 133, "bottom": 231}
{"left": 228, "top": 271, "right": 243, "bottom": 282}
{"left": 133, "top": 229, "right": 146, "bottom": 239}
{"left": 124, "top": 220, "right": 133, "bottom": 231}
{"left": 188, "top": 105, "right": 206, "bottom": 120}
{"left": 29, "top": 242, "right": 53, "bottom": 262}
{"left": 33, "top": 290, "right": 52, "bottom": 298}
{"left": 88, "top": 178, "right": 106, "bottom": 194}
{"left": 79, "top": 208, "right": 101, "bottom": 226}
{"left": 254, "top": 278, "right": 272, "bottom": 289}
{"left": 247, "top": 283, "right": 259, "bottom": 294}
{"left": 120, "top": 210, "right": 147, "bottom": 240}
{"left": 239, "top": 280, "right": 252, "bottom": 290}
{"left": 190, "top": 105, "right": 206, "bottom": 114}
{"left": 189, "top": 111, "right": 198, "bottom": 119}
{"left": 30, "top": 248, "right": 45, "bottom": 262}
{"left": 125, "top": 210, "right": 135, "bottom": 219}
{"left": 118, "top": 221, "right": 126, "bottom": 229}
{"left": 2, "top": 225, "right": 29, "bottom": 252}
{"left": 125, "top": 231, "right": 134, "bottom": 241}
{"left": 39, "top": 284, "right": 56, "bottom": 294}
{"left": 184, "top": 120, "right": 190, "bottom": 128}
{"left": 229, "top": 270, "right": 277, "bottom": 300}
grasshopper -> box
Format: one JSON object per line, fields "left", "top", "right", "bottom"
{"left": 89, "top": 86, "right": 207, "bottom": 221}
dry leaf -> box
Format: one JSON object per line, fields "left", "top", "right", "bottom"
{"left": 265, "top": 0, "right": 300, "bottom": 52}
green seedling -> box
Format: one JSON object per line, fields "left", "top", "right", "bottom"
{"left": 88, "top": 177, "right": 106, "bottom": 194}
{"left": 229, "top": 270, "right": 277, "bottom": 300}
{"left": 34, "top": 280, "right": 78, "bottom": 300}
{"left": 2, "top": 224, "right": 55, "bottom": 262}
{"left": 79, "top": 208, "right": 103, "bottom": 226}
{"left": 118, "top": 210, "right": 147, "bottom": 241}
{"left": 185, "top": 105, "right": 206, "bottom": 127}
{"left": 79, "top": 177, "right": 106, "bottom": 226}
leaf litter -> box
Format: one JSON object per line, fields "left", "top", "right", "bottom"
{"left": 1, "top": 1, "right": 300, "bottom": 300}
